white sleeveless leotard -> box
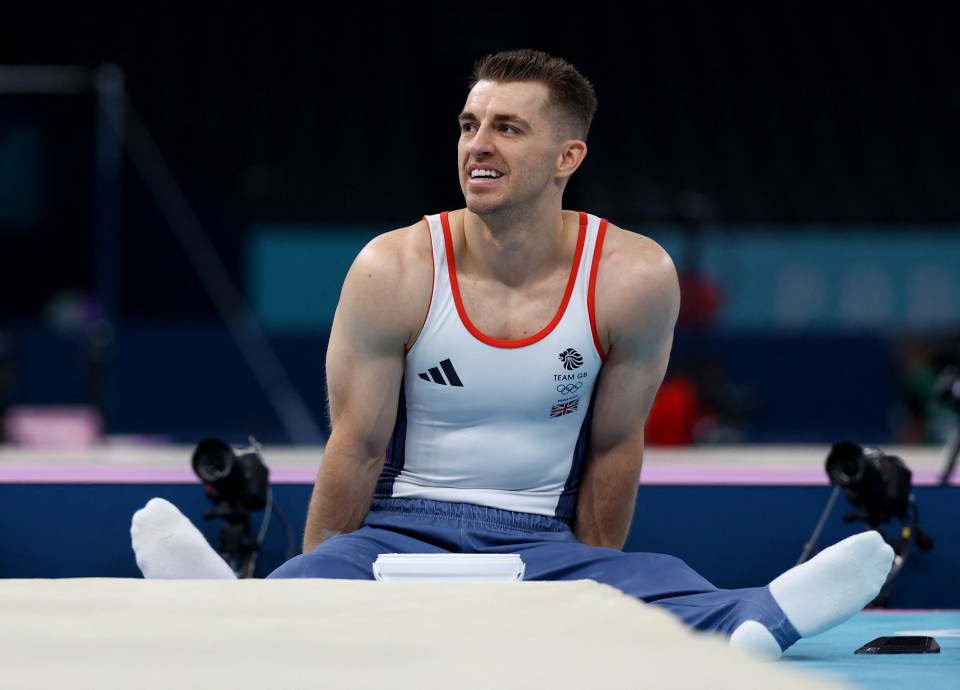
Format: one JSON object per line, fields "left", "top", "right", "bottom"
{"left": 375, "top": 211, "right": 608, "bottom": 522}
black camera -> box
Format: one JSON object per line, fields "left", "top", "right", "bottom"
{"left": 801, "top": 441, "right": 934, "bottom": 607}
{"left": 825, "top": 441, "right": 912, "bottom": 527}
{"left": 191, "top": 437, "right": 271, "bottom": 577}
{"left": 192, "top": 437, "right": 269, "bottom": 511}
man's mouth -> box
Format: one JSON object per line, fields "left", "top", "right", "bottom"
{"left": 470, "top": 169, "right": 503, "bottom": 179}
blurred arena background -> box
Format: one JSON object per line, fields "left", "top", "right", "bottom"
{"left": 0, "top": 1, "right": 958, "bottom": 602}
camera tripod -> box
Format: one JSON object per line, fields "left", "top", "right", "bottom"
{"left": 203, "top": 501, "right": 260, "bottom": 578}
{"left": 799, "top": 489, "right": 933, "bottom": 608}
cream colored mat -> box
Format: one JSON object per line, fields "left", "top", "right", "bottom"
{"left": 0, "top": 578, "right": 849, "bottom": 689}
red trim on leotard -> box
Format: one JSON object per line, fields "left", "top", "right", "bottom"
{"left": 588, "top": 217, "right": 608, "bottom": 361}
{"left": 440, "top": 211, "right": 587, "bottom": 349}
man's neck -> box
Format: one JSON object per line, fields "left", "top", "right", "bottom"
{"left": 459, "top": 206, "right": 571, "bottom": 286}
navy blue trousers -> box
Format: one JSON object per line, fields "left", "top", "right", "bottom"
{"left": 268, "top": 498, "right": 800, "bottom": 650}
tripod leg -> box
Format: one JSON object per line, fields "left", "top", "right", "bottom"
{"left": 939, "top": 427, "right": 960, "bottom": 486}
{"left": 219, "top": 519, "right": 263, "bottom": 578}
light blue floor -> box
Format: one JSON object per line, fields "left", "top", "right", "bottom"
{"left": 782, "top": 610, "right": 960, "bottom": 690}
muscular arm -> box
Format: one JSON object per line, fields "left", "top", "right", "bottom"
{"left": 574, "top": 228, "right": 680, "bottom": 548}
{"left": 302, "top": 224, "right": 431, "bottom": 552}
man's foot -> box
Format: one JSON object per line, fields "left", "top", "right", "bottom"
{"left": 730, "top": 531, "right": 894, "bottom": 659}
{"left": 130, "top": 497, "right": 236, "bottom": 579}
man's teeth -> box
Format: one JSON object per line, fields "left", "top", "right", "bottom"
{"left": 471, "top": 169, "right": 502, "bottom": 178}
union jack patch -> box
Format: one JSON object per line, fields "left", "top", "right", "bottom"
{"left": 550, "top": 399, "right": 580, "bottom": 417}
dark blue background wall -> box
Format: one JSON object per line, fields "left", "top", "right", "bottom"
{"left": 5, "top": 324, "right": 908, "bottom": 445}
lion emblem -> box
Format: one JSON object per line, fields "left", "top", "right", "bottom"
{"left": 558, "top": 348, "right": 584, "bottom": 370}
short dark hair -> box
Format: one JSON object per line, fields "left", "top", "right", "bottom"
{"left": 470, "top": 49, "right": 597, "bottom": 141}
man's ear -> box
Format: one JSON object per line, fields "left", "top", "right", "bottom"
{"left": 556, "top": 139, "right": 588, "bottom": 180}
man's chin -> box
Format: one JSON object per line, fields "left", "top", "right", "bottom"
{"left": 464, "top": 194, "right": 503, "bottom": 216}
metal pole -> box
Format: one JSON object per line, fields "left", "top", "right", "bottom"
{"left": 91, "top": 64, "right": 125, "bottom": 429}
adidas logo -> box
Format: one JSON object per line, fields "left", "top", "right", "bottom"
{"left": 418, "top": 358, "right": 463, "bottom": 386}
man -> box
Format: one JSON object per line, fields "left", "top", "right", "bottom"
{"left": 133, "top": 49, "right": 893, "bottom": 660}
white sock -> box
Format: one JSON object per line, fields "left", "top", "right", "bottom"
{"left": 130, "top": 497, "right": 237, "bottom": 579}
{"left": 770, "top": 531, "right": 893, "bottom": 636}
{"left": 730, "top": 531, "right": 894, "bottom": 659}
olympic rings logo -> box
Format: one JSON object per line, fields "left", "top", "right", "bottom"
{"left": 557, "top": 383, "right": 583, "bottom": 394}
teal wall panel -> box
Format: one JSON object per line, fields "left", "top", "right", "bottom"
{"left": 248, "top": 224, "right": 383, "bottom": 331}
{"left": 640, "top": 225, "right": 960, "bottom": 333}
{"left": 248, "top": 224, "right": 960, "bottom": 333}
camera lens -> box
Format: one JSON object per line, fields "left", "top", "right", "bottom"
{"left": 191, "top": 438, "right": 236, "bottom": 483}
{"left": 825, "top": 441, "right": 866, "bottom": 486}
{"left": 837, "top": 456, "right": 862, "bottom": 483}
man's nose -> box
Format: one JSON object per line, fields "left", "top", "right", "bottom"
{"left": 468, "top": 124, "right": 495, "bottom": 157}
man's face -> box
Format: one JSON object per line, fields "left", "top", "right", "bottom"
{"left": 458, "top": 79, "right": 565, "bottom": 216}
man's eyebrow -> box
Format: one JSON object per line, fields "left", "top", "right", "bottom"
{"left": 458, "top": 111, "right": 532, "bottom": 129}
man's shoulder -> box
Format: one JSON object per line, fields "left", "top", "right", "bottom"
{"left": 339, "top": 218, "right": 435, "bottom": 345}
{"left": 598, "top": 221, "right": 677, "bottom": 280}
{"left": 592, "top": 220, "right": 680, "bottom": 351}
{"left": 352, "top": 218, "right": 433, "bottom": 276}
{"left": 366, "top": 217, "right": 431, "bottom": 251}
